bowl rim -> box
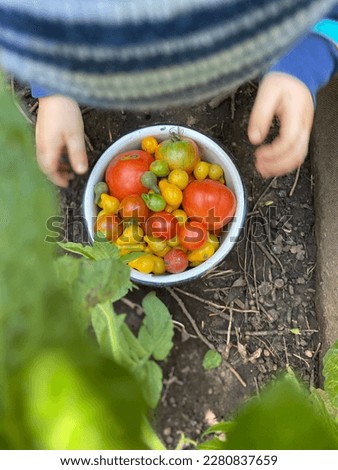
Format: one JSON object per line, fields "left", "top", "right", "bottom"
{"left": 82, "top": 123, "right": 247, "bottom": 286}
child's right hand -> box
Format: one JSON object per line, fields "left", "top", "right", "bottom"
{"left": 35, "top": 95, "right": 88, "bottom": 187}
{"left": 248, "top": 72, "right": 314, "bottom": 178}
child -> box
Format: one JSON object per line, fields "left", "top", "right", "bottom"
{"left": 0, "top": 0, "right": 337, "bottom": 186}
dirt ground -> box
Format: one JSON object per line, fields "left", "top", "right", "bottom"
{"left": 20, "top": 81, "right": 320, "bottom": 448}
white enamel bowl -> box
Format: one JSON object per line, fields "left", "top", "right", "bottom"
{"left": 83, "top": 125, "right": 246, "bottom": 286}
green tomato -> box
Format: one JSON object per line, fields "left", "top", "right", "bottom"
{"left": 141, "top": 193, "right": 166, "bottom": 212}
{"left": 94, "top": 181, "right": 109, "bottom": 205}
{"left": 149, "top": 160, "right": 170, "bottom": 177}
{"left": 141, "top": 171, "right": 160, "bottom": 193}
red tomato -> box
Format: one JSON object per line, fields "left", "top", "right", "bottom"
{"left": 182, "top": 179, "right": 236, "bottom": 231}
{"left": 105, "top": 150, "right": 154, "bottom": 200}
{"left": 144, "top": 211, "right": 178, "bottom": 240}
{"left": 94, "top": 214, "right": 122, "bottom": 241}
{"left": 178, "top": 220, "right": 207, "bottom": 251}
{"left": 164, "top": 248, "right": 189, "bottom": 274}
{"left": 118, "top": 194, "right": 149, "bottom": 223}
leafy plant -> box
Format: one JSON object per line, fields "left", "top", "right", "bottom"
{"left": 57, "top": 238, "right": 174, "bottom": 409}
{"left": 197, "top": 348, "right": 338, "bottom": 450}
{"left": 202, "top": 350, "right": 222, "bottom": 370}
{"left": 0, "top": 76, "right": 164, "bottom": 450}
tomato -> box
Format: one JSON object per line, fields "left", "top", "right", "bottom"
{"left": 94, "top": 214, "right": 122, "bottom": 241}
{"left": 155, "top": 134, "right": 200, "bottom": 174}
{"left": 182, "top": 179, "right": 236, "bottom": 231}
{"left": 168, "top": 169, "right": 189, "bottom": 190}
{"left": 193, "top": 161, "right": 210, "bottom": 180}
{"left": 105, "top": 150, "right": 154, "bottom": 200}
{"left": 118, "top": 194, "right": 149, "bottom": 223}
{"left": 144, "top": 211, "right": 178, "bottom": 241}
{"left": 164, "top": 248, "right": 189, "bottom": 274}
{"left": 178, "top": 220, "right": 207, "bottom": 251}
{"left": 141, "top": 136, "right": 159, "bottom": 154}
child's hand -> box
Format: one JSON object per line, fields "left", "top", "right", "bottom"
{"left": 248, "top": 72, "right": 314, "bottom": 178}
{"left": 35, "top": 95, "right": 88, "bottom": 187}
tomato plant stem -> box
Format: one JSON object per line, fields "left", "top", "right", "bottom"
{"left": 97, "top": 302, "right": 124, "bottom": 364}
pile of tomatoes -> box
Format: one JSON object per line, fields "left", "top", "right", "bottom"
{"left": 94, "top": 133, "right": 236, "bottom": 275}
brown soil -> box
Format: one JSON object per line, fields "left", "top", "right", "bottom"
{"left": 20, "top": 81, "right": 319, "bottom": 449}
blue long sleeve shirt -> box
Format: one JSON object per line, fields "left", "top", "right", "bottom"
{"left": 269, "top": 6, "right": 338, "bottom": 103}
{"left": 0, "top": 0, "right": 336, "bottom": 109}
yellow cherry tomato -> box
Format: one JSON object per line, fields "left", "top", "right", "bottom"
{"left": 219, "top": 176, "right": 225, "bottom": 184}
{"left": 116, "top": 224, "right": 144, "bottom": 245}
{"left": 187, "top": 241, "right": 215, "bottom": 263}
{"left": 208, "top": 163, "right": 223, "bottom": 180}
{"left": 189, "top": 260, "right": 203, "bottom": 267}
{"left": 141, "top": 136, "right": 159, "bottom": 154}
{"left": 155, "top": 246, "right": 171, "bottom": 258}
{"left": 98, "top": 193, "right": 120, "bottom": 214}
{"left": 193, "top": 161, "right": 210, "bottom": 180}
{"left": 168, "top": 236, "right": 180, "bottom": 247}
{"left": 172, "top": 209, "right": 188, "bottom": 225}
{"left": 116, "top": 244, "right": 145, "bottom": 256}
{"left": 168, "top": 169, "right": 189, "bottom": 190}
{"left": 151, "top": 255, "right": 166, "bottom": 274}
{"left": 128, "top": 254, "right": 155, "bottom": 274}
{"left": 165, "top": 203, "right": 180, "bottom": 213}
{"left": 158, "top": 179, "right": 183, "bottom": 206}
{"left": 144, "top": 235, "right": 168, "bottom": 253}
{"left": 207, "top": 233, "right": 220, "bottom": 251}
{"left": 97, "top": 209, "right": 106, "bottom": 218}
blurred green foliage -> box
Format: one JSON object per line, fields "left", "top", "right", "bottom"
{"left": 0, "top": 77, "right": 162, "bottom": 450}
{"left": 198, "top": 357, "right": 338, "bottom": 450}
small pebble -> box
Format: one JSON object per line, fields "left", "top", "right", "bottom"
{"left": 304, "top": 350, "right": 313, "bottom": 358}
{"left": 288, "top": 285, "right": 295, "bottom": 295}
{"left": 163, "top": 427, "right": 172, "bottom": 436}
{"left": 274, "top": 278, "right": 285, "bottom": 289}
{"left": 272, "top": 245, "right": 283, "bottom": 255}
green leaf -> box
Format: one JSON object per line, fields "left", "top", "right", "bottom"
{"left": 309, "top": 388, "right": 338, "bottom": 429}
{"left": 0, "top": 76, "right": 151, "bottom": 450}
{"left": 201, "top": 421, "right": 234, "bottom": 437}
{"left": 138, "top": 292, "right": 174, "bottom": 361}
{"left": 323, "top": 340, "right": 338, "bottom": 408}
{"left": 57, "top": 241, "right": 96, "bottom": 259}
{"left": 91, "top": 238, "right": 119, "bottom": 261}
{"left": 58, "top": 238, "right": 119, "bottom": 261}
{"left": 202, "top": 350, "right": 222, "bottom": 370}
{"left": 223, "top": 373, "right": 338, "bottom": 449}
{"left": 91, "top": 306, "right": 124, "bottom": 357}
{"left": 23, "top": 347, "right": 149, "bottom": 450}
{"left": 290, "top": 328, "right": 301, "bottom": 335}
{"left": 119, "top": 322, "right": 148, "bottom": 363}
{"left": 77, "top": 259, "right": 132, "bottom": 307}
{"left": 54, "top": 255, "right": 81, "bottom": 287}
{"left": 198, "top": 437, "right": 226, "bottom": 450}
{"left": 120, "top": 251, "right": 144, "bottom": 264}
{"left": 135, "top": 361, "right": 163, "bottom": 409}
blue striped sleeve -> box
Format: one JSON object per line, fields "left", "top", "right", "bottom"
{"left": 269, "top": 6, "right": 338, "bottom": 103}
{"left": 0, "top": 0, "right": 337, "bottom": 109}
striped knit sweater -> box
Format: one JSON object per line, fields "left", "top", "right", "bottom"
{"left": 0, "top": 0, "right": 337, "bottom": 109}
